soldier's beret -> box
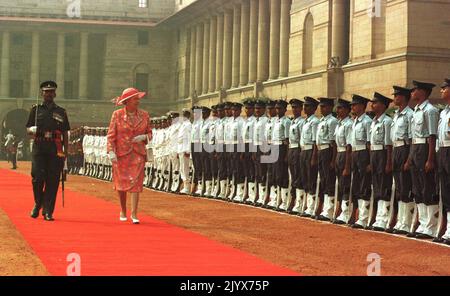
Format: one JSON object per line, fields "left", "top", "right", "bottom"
{"left": 243, "top": 98, "right": 255, "bottom": 107}
{"left": 303, "top": 96, "right": 319, "bottom": 107}
{"left": 224, "top": 102, "right": 233, "bottom": 109}
{"left": 211, "top": 105, "right": 218, "bottom": 111}
{"left": 336, "top": 99, "right": 351, "bottom": 109}
{"left": 319, "top": 97, "right": 335, "bottom": 107}
{"left": 350, "top": 94, "right": 370, "bottom": 106}
{"left": 266, "top": 100, "right": 276, "bottom": 107}
{"left": 202, "top": 106, "right": 211, "bottom": 112}
{"left": 275, "top": 100, "right": 288, "bottom": 108}
{"left": 232, "top": 102, "right": 243, "bottom": 109}
{"left": 441, "top": 78, "right": 450, "bottom": 89}
{"left": 40, "top": 81, "right": 57, "bottom": 90}
{"left": 254, "top": 99, "right": 267, "bottom": 107}
{"left": 289, "top": 98, "right": 303, "bottom": 106}
{"left": 191, "top": 105, "right": 202, "bottom": 111}
{"left": 392, "top": 86, "right": 412, "bottom": 97}
{"left": 371, "top": 92, "right": 393, "bottom": 107}
{"left": 412, "top": 80, "right": 436, "bottom": 91}
{"left": 216, "top": 103, "right": 225, "bottom": 110}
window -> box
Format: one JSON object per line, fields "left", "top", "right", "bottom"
{"left": 138, "top": 0, "right": 147, "bottom": 8}
{"left": 65, "top": 81, "right": 74, "bottom": 99}
{"left": 12, "top": 34, "right": 23, "bottom": 45}
{"left": 10, "top": 80, "right": 23, "bottom": 98}
{"left": 302, "top": 13, "right": 314, "bottom": 72}
{"left": 138, "top": 31, "right": 149, "bottom": 46}
{"left": 135, "top": 73, "right": 149, "bottom": 98}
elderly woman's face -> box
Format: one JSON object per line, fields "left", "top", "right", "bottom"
{"left": 126, "top": 96, "right": 140, "bottom": 109}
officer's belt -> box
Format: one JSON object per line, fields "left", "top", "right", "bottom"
{"left": 393, "top": 140, "right": 407, "bottom": 148}
{"left": 440, "top": 140, "right": 450, "bottom": 147}
{"left": 289, "top": 143, "right": 299, "bottom": 149}
{"left": 317, "top": 144, "right": 331, "bottom": 151}
{"left": 352, "top": 145, "right": 367, "bottom": 152}
{"left": 244, "top": 140, "right": 252, "bottom": 144}
{"left": 301, "top": 144, "right": 314, "bottom": 151}
{"left": 412, "top": 138, "right": 427, "bottom": 145}
{"left": 337, "top": 146, "right": 347, "bottom": 153}
{"left": 370, "top": 144, "right": 385, "bottom": 151}
{"left": 35, "top": 131, "right": 59, "bottom": 141}
{"left": 272, "top": 140, "right": 284, "bottom": 145}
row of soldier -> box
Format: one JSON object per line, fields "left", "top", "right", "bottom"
{"left": 67, "top": 78, "right": 450, "bottom": 245}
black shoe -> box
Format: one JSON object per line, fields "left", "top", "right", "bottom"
{"left": 44, "top": 214, "right": 55, "bottom": 221}
{"left": 372, "top": 226, "right": 385, "bottom": 232}
{"left": 432, "top": 237, "right": 443, "bottom": 243}
{"left": 30, "top": 207, "right": 40, "bottom": 219}
{"left": 352, "top": 223, "right": 365, "bottom": 229}
{"left": 317, "top": 215, "right": 331, "bottom": 222}
{"left": 406, "top": 232, "right": 417, "bottom": 238}
{"left": 333, "top": 219, "right": 346, "bottom": 225}
{"left": 444, "top": 239, "right": 450, "bottom": 246}
{"left": 385, "top": 228, "right": 395, "bottom": 234}
{"left": 415, "top": 233, "right": 433, "bottom": 239}
{"left": 301, "top": 213, "right": 311, "bottom": 218}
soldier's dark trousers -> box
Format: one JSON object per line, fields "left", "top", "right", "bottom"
{"left": 210, "top": 152, "right": 218, "bottom": 181}
{"left": 243, "top": 143, "right": 255, "bottom": 183}
{"left": 11, "top": 152, "right": 17, "bottom": 169}
{"left": 217, "top": 148, "right": 228, "bottom": 181}
{"left": 410, "top": 144, "right": 439, "bottom": 205}
{"left": 288, "top": 147, "right": 301, "bottom": 191}
{"left": 191, "top": 143, "right": 202, "bottom": 183}
{"left": 274, "top": 144, "right": 289, "bottom": 188}
{"left": 318, "top": 147, "right": 336, "bottom": 196}
{"left": 351, "top": 150, "right": 372, "bottom": 202}
{"left": 336, "top": 152, "right": 351, "bottom": 201}
{"left": 299, "top": 149, "right": 318, "bottom": 195}
{"left": 254, "top": 147, "right": 267, "bottom": 185}
{"left": 370, "top": 150, "right": 392, "bottom": 202}
{"left": 393, "top": 145, "right": 413, "bottom": 203}
{"left": 225, "top": 144, "right": 234, "bottom": 181}
{"left": 438, "top": 147, "right": 450, "bottom": 211}
{"left": 202, "top": 148, "right": 212, "bottom": 181}
{"left": 232, "top": 145, "right": 245, "bottom": 184}
{"left": 31, "top": 144, "right": 63, "bottom": 215}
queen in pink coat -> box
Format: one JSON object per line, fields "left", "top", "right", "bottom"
{"left": 107, "top": 88, "right": 152, "bottom": 224}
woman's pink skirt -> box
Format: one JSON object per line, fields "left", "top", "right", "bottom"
{"left": 112, "top": 152, "right": 146, "bottom": 193}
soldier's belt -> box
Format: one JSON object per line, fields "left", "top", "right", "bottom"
{"left": 370, "top": 144, "right": 385, "bottom": 151}
{"left": 244, "top": 140, "right": 252, "bottom": 144}
{"left": 352, "top": 145, "right": 367, "bottom": 152}
{"left": 289, "top": 143, "right": 299, "bottom": 149}
{"left": 440, "top": 140, "right": 450, "bottom": 147}
{"left": 337, "top": 147, "right": 347, "bottom": 153}
{"left": 272, "top": 140, "right": 283, "bottom": 145}
{"left": 317, "top": 144, "right": 331, "bottom": 151}
{"left": 412, "top": 138, "right": 427, "bottom": 145}
{"left": 301, "top": 144, "right": 314, "bottom": 151}
{"left": 393, "top": 140, "right": 407, "bottom": 148}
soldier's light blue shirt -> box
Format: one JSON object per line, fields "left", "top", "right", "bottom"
{"left": 335, "top": 116, "right": 353, "bottom": 148}
{"left": 316, "top": 114, "right": 339, "bottom": 145}
{"left": 253, "top": 116, "right": 269, "bottom": 145}
{"left": 224, "top": 117, "right": 234, "bottom": 144}
{"left": 200, "top": 118, "right": 214, "bottom": 144}
{"left": 370, "top": 113, "right": 393, "bottom": 146}
{"left": 229, "top": 116, "right": 245, "bottom": 143}
{"left": 350, "top": 114, "right": 372, "bottom": 146}
{"left": 411, "top": 100, "right": 439, "bottom": 138}
{"left": 289, "top": 116, "right": 305, "bottom": 145}
{"left": 215, "top": 117, "right": 226, "bottom": 143}
{"left": 191, "top": 118, "right": 203, "bottom": 143}
{"left": 265, "top": 117, "right": 277, "bottom": 144}
{"left": 438, "top": 105, "right": 450, "bottom": 146}
{"left": 391, "top": 106, "right": 413, "bottom": 142}
{"left": 272, "top": 116, "right": 291, "bottom": 143}
{"left": 242, "top": 116, "right": 256, "bottom": 143}
{"left": 300, "top": 115, "right": 319, "bottom": 146}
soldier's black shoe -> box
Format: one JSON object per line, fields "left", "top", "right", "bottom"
{"left": 44, "top": 214, "right": 55, "bottom": 221}
{"left": 432, "top": 237, "right": 443, "bottom": 243}
{"left": 30, "top": 207, "right": 40, "bottom": 219}
{"left": 385, "top": 228, "right": 395, "bottom": 234}
{"left": 351, "top": 223, "right": 365, "bottom": 229}
{"left": 372, "top": 226, "right": 385, "bottom": 232}
{"left": 317, "top": 215, "right": 331, "bottom": 222}
{"left": 333, "top": 219, "right": 346, "bottom": 225}
{"left": 406, "top": 232, "right": 417, "bottom": 238}
{"left": 415, "top": 233, "right": 433, "bottom": 239}
{"left": 443, "top": 239, "right": 450, "bottom": 245}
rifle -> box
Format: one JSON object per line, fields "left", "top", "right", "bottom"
{"left": 62, "top": 159, "right": 67, "bottom": 208}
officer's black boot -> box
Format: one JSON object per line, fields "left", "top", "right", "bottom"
{"left": 30, "top": 205, "right": 41, "bottom": 219}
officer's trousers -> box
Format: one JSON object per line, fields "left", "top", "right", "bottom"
{"left": 299, "top": 149, "right": 318, "bottom": 195}
{"left": 351, "top": 149, "right": 372, "bottom": 202}
{"left": 191, "top": 143, "right": 202, "bottom": 183}
{"left": 217, "top": 147, "right": 228, "bottom": 181}
{"left": 370, "top": 150, "right": 392, "bottom": 202}
{"left": 201, "top": 147, "right": 212, "bottom": 181}
{"left": 438, "top": 147, "right": 450, "bottom": 211}
{"left": 243, "top": 143, "right": 255, "bottom": 183}
{"left": 288, "top": 147, "right": 301, "bottom": 190}
{"left": 393, "top": 145, "right": 413, "bottom": 203}
{"left": 254, "top": 147, "right": 267, "bottom": 184}
{"left": 410, "top": 144, "right": 439, "bottom": 205}
{"left": 273, "top": 144, "right": 289, "bottom": 188}
{"left": 318, "top": 147, "right": 336, "bottom": 196}
{"left": 336, "top": 151, "right": 351, "bottom": 201}
{"left": 231, "top": 145, "right": 245, "bottom": 184}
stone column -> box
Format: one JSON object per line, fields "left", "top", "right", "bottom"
{"left": 269, "top": 0, "right": 281, "bottom": 79}
{"left": 189, "top": 27, "right": 196, "bottom": 97}
{"left": 249, "top": 0, "right": 258, "bottom": 84}
{"left": 195, "top": 23, "right": 204, "bottom": 94}
{"left": 240, "top": 0, "right": 250, "bottom": 86}
{"left": 202, "top": 20, "right": 210, "bottom": 94}
{"left": 280, "top": 0, "right": 291, "bottom": 77}
{"left": 223, "top": 8, "right": 233, "bottom": 90}
{"left": 216, "top": 13, "right": 224, "bottom": 91}
{"left": 331, "top": 0, "right": 346, "bottom": 64}
{"left": 0, "top": 31, "right": 10, "bottom": 98}
{"left": 78, "top": 32, "right": 89, "bottom": 100}
{"left": 56, "top": 32, "right": 65, "bottom": 98}
{"left": 257, "top": 0, "right": 269, "bottom": 82}
{"left": 232, "top": 3, "right": 241, "bottom": 88}
{"left": 209, "top": 16, "right": 217, "bottom": 93}
{"left": 30, "top": 31, "right": 40, "bottom": 97}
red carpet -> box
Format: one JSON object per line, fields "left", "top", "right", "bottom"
{"left": 0, "top": 168, "right": 298, "bottom": 276}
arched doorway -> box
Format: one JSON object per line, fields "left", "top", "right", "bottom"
{"left": 133, "top": 63, "right": 150, "bottom": 99}
{"left": 1, "top": 109, "right": 30, "bottom": 160}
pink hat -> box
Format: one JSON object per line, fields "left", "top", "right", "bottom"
{"left": 114, "top": 88, "right": 146, "bottom": 106}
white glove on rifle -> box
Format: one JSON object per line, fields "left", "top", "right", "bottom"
{"left": 132, "top": 135, "right": 147, "bottom": 143}
{"left": 28, "top": 126, "right": 38, "bottom": 134}
{"left": 108, "top": 151, "right": 118, "bottom": 162}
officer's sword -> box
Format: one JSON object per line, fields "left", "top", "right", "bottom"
{"left": 62, "top": 159, "right": 67, "bottom": 208}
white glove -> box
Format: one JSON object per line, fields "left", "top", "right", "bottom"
{"left": 132, "top": 135, "right": 147, "bottom": 143}
{"left": 108, "top": 151, "right": 118, "bottom": 162}
{"left": 28, "top": 126, "right": 37, "bottom": 134}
